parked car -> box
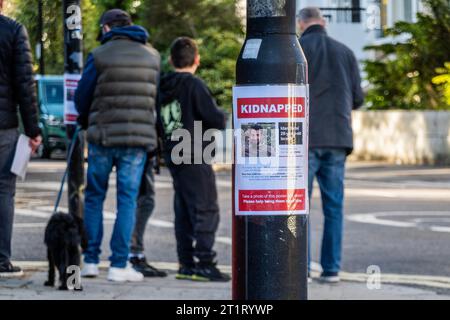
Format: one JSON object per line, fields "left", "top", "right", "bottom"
{"left": 35, "top": 75, "right": 67, "bottom": 158}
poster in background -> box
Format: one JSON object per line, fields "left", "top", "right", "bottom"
{"left": 233, "top": 85, "right": 309, "bottom": 216}
{"left": 63, "top": 73, "right": 81, "bottom": 125}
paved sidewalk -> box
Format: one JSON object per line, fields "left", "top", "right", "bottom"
{"left": 1, "top": 262, "right": 449, "bottom": 300}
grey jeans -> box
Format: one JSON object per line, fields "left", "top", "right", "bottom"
{"left": 130, "top": 158, "right": 155, "bottom": 255}
{"left": 0, "top": 128, "right": 19, "bottom": 265}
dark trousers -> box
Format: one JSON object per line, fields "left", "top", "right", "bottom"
{"left": 131, "top": 158, "right": 156, "bottom": 255}
{"left": 0, "top": 129, "right": 19, "bottom": 265}
{"left": 308, "top": 148, "right": 347, "bottom": 273}
{"left": 167, "top": 160, "right": 220, "bottom": 266}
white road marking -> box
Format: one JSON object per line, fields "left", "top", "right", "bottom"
{"left": 15, "top": 207, "right": 235, "bottom": 245}
{"left": 346, "top": 179, "right": 450, "bottom": 189}
{"left": 17, "top": 180, "right": 174, "bottom": 191}
{"left": 216, "top": 180, "right": 232, "bottom": 188}
{"left": 347, "top": 168, "right": 450, "bottom": 179}
{"left": 25, "top": 169, "right": 65, "bottom": 173}
{"left": 345, "top": 188, "right": 450, "bottom": 200}
{"left": 36, "top": 206, "right": 116, "bottom": 220}
{"left": 148, "top": 219, "right": 174, "bottom": 228}
{"left": 13, "top": 223, "right": 48, "bottom": 228}
{"left": 216, "top": 237, "right": 232, "bottom": 245}
{"left": 347, "top": 211, "right": 450, "bottom": 233}
{"left": 15, "top": 208, "right": 52, "bottom": 219}
{"left": 16, "top": 192, "right": 56, "bottom": 197}
{"left": 430, "top": 226, "right": 450, "bottom": 233}
{"left": 330, "top": 271, "right": 450, "bottom": 290}
{"left": 28, "top": 162, "right": 67, "bottom": 169}
{"left": 15, "top": 207, "right": 174, "bottom": 230}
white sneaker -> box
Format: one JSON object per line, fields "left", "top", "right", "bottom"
{"left": 107, "top": 263, "right": 144, "bottom": 282}
{"left": 81, "top": 263, "right": 99, "bottom": 278}
{"left": 319, "top": 272, "right": 340, "bottom": 284}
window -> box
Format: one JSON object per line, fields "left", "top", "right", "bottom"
{"left": 44, "top": 82, "right": 64, "bottom": 105}
{"left": 404, "top": 0, "right": 413, "bottom": 22}
{"left": 322, "top": 0, "right": 363, "bottom": 23}
{"left": 352, "top": 0, "right": 361, "bottom": 23}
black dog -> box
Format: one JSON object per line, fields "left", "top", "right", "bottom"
{"left": 44, "top": 213, "right": 87, "bottom": 290}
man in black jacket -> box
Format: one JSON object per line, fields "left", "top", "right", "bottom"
{"left": 0, "top": 2, "right": 42, "bottom": 278}
{"left": 160, "top": 37, "right": 229, "bottom": 282}
{"left": 298, "top": 7, "right": 364, "bottom": 283}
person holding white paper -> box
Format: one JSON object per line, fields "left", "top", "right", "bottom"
{"left": 0, "top": 1, "right": 42, "bottom": 278}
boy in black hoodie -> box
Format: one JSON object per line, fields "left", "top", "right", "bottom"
{"left": 159, "top": 37, "right": 229, "bottom": 282}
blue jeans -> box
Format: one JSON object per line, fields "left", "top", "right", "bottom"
{"left": 308, "top": 148, "right": 347, "bottom": 273}
{"left": 83, "top": 143, "right": 147, "bottom": 268}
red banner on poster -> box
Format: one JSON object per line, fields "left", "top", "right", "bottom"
{"left": 237, "top": 97, "right": 306, "bottom": 119}
{"left": 239, "top": 189, "right": 306, "bottom": 211}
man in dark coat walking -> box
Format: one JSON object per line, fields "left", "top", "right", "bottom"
{"left": 298, "top": 7, "right": 364, "bottom": 283}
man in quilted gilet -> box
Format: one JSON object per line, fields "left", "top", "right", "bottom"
{"left": 75, "top": 9, "right": 160, "bottom": 282}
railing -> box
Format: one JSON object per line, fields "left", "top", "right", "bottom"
{"left": 319, "top": 7, "right": 366, "bottom": 24}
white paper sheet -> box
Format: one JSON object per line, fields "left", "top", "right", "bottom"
{"left": 11, "top": 134, "right": 32, "bottom": 180}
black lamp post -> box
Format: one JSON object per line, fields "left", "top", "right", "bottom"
{"left": 232, "top": 0, "right": 309, "bottom": 300}
{"left": 63, "top": 0, "right": 84, "bottom": 219}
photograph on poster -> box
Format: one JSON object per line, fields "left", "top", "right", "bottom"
{"left": 241, "top": 122, "right": 276, "bottom": 158}
{"left": 66, "top": 88, "right": 76, "bottom": 102}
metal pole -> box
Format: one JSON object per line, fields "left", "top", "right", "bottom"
{"left": 63, "top": 0, "right": 84, "bottom": 219}
{"left": 38, "top": 0, "right": 45, "bottom": 75}
{"left": 232, "top": 0, "right": 308, "bottom": 300}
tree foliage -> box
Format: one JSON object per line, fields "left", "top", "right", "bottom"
{"left": 8, "top": 0, "right": 99, "bottom": 75}
{"left": 364, "top": 0, "right": 450, "bottom": 110}
{"left": 433, "top": 62, "right": 450, "bottom": 106}
{"left": 7, "top": 0, "right": 244, "bottom": 111}
{"left": 138, "top": 0, "right": 244, "bottom": 111}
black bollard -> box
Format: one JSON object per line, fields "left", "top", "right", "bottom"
{"left": 232, "top": 0, "right": 309, "bottom": 300}
{"left": 63, "top": 0, "right": 84, "bottom": 219}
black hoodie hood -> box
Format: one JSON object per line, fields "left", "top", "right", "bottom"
{"left": 159, "top": 72, "right": 193, "bottom": 105}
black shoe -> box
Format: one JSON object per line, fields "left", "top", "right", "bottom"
{"left": 0, "top": 262, "right": 24, "bottom": 278}
{"left": 319, "top": 271, "right": 340, "bottom": 283}
{"left": 129, "top": 257, "right": 167, "bottom": 277}
{"left": 175, "top": 264, "right": 196, "bottom": 281}
{"left": 194, "top": 262, "right": 231, "bottom": 282}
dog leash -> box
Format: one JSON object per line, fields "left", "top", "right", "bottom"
{"left": 53, "top": 126, "right": 82, "bottom": 214}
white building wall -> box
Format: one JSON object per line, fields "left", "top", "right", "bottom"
{"left": 237, "top": 1, "right": 425, "bottom": 61}
{"left": 297, "top": 0, "right": 376, "bottom": 61}
{"left": 297, "top": 0, "right": 425, "bottom": 61}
